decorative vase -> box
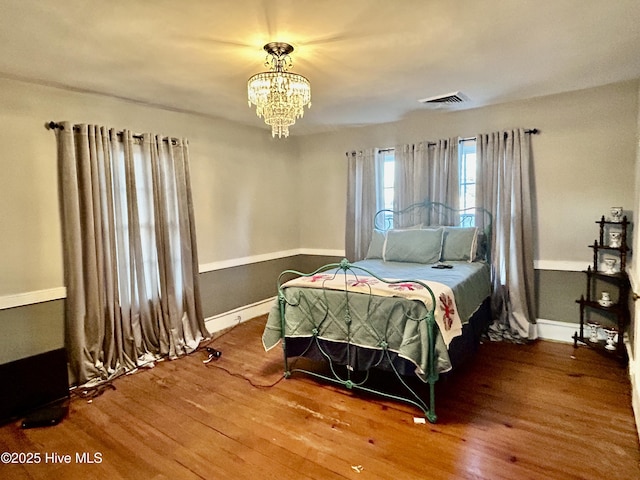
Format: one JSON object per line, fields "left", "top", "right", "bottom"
{"left": 603, "top": 257, "right": 617, "bottom": 274}
{"left": 604, "top": 326, "right": 618, "bottom": 351}
{"left": 610, "top": 207, "right": 623, "bottom": 222}
{"left": 587, "top": 321, "right": 600, "bottom": 343}
{"left": 609, "top": 231, "right": 621, "bottom": 248}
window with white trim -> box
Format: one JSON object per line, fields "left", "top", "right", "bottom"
{"left": 459, "top": 139, "right": 477, "bottom": 226}
{"left": 375, "top": 139, "right": 477, "bottom": 224}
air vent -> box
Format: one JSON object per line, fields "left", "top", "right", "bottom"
{"left": 418, "top": 91, "right": 469, "bottom": 106}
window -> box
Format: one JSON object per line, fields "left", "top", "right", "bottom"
{"left": 112, "top": 142, "right": 161, "bottom": 302}
{"left": 375, "top": 139, "right": 477, "bottom": 224}
{"left": 112, "top": 141, "right": 184, "bottom": 303}
{"left": 459, "top": 139, "right": 477, "bottom": 226}
{"left": 375, "top": 149, "right": 395, "bottom": 228}
{"left": 379, "top": 149, "right": 395, "bottom": 210}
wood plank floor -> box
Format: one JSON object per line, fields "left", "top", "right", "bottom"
{"left": 1, "top": 315, "right": 638, "bottom": 479}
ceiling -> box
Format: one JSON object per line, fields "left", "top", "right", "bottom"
{"left": 1, "top": 0, "right": 640, "bottom": 135}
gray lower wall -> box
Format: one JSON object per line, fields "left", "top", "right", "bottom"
{"left": 536, "top": 269, "right": 584, "bottom": 324}
{"left": 0, "top": 258, "right": 584, "bottom": 365}
{"left": 0, "top": 300, "right": 65, "bottom": 365}
{"left": 199, "top": 254, "right": 343, "bottom": 317}
{"left": 202, "top": 259, "right": 587, "bottom": 325}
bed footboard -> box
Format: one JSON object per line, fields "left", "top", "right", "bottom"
{"left": 275, "top": 258, "right": 440, "bottom": 423}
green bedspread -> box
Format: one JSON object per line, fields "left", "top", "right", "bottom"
{"left": 262, "top": 260, "right": 491, "bottom": 377}
{"left": 353, "top": 259, "right": 491, "bottom": 323}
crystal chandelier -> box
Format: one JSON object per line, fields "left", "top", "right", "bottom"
{"left": 247, "top": 42, "right": 311, "bottom": 138}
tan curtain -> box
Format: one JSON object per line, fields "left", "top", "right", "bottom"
{"left": 414, "top": 138, "right": 459, "bottom": 207}
{"left": 476, "top": 128, "right": 536, "bottom": 340}
{"left": 394, "top": 137, "right": 460, "bottom": 226}
{"left": 393, "top": 144, "right": 415, "bottom": 227}
{"left": 345, "top": 149, "right": 378, "bottom": 261}
{"left": 56, "top": 122, "right": 208, "bottom": 385}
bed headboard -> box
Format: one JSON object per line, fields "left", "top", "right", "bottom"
{"left": 373, "top": 200, "right": 493, "bottom": 262}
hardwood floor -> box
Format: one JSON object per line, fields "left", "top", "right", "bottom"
{"left": 1, "top": 315, "right": 638, "bottom": 479}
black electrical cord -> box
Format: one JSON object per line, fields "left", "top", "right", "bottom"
{"left": 200, "top": 321, "right": 292, "bottom": 389}
{"left": 69, "top": 320, "right": 272, "bottom": 400}
{"left": 70, "top": 382, "right": 117, "bottom": 400}
{"left": 204, "top": 362, "right": 287, "bottom": 389}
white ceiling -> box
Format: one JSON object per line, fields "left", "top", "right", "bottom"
{"left": 1, "top": 0, "right": 640, "bottom": 135}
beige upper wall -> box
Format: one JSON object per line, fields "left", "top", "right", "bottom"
{"left": 1, "top": 75, "right": 638, "bottom": 298}
{"left": 298, "top": 80, "right": 640, "bottom": 265}
{"left": 0, "top": 76, "right": 301, "bottom": 297}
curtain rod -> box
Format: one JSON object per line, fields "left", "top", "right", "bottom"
{"left": 461, "top": 128, "right": 539, "bottom": 142}
{"left": 347, "top": 128, "right": 539, "bottom": 156}
{"left": 45, "top": 121, "right": 180, "bottom": 144}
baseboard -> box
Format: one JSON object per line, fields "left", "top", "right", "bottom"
{"left": 536, "top": 319, "right": 615, "bottom": 345}
{"left": 204, "top": 297, "right": 276, "bottom": 335}
{"left": 631, "top": 370, "right": 640, "bottom": 444}
{"left": 633, "top": 384, "right": 640, "bottom": 445}
{"left": 536, "top": 318, "right": 576, "bottom": 344}
{"left": 627, "top": 339, "right": 640, "bottom": 444}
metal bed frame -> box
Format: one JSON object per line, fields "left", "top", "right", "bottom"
{"left": 278, "top": 258, "right": 439, "bottom": 421}
{"left": 275, "top": 201, "right": 492, "bottom": 423}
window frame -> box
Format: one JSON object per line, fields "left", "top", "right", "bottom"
{"left": 375, "top": 139, "right": 478, "bottom": 226}
{"left": 458, "top": 138, "right": 477, "bottom": 226}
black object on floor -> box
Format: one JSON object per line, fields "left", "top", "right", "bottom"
{"left": 21, "top": 400, "right": 69, "bottom": 429}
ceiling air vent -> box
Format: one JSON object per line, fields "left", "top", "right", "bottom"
{"left": 418, "top": 91, "right": 469, "bottom": 107}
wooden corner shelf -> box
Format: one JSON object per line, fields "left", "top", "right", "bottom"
{"left": 573, "top": 215, "right": 630, "bottom": 362}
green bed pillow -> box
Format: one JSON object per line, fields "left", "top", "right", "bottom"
{"left": 365, "top": 230, "right": 386, "bottom": 259}
{"left": 441, "top": 226, "right": 479, "bottom": 262}
{"left": 383, "top": 228, "right": 443, "bottom": 264}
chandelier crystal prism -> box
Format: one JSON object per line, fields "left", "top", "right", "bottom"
{"left": 247, "top": 42, "right": 311, "bottom": 138}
